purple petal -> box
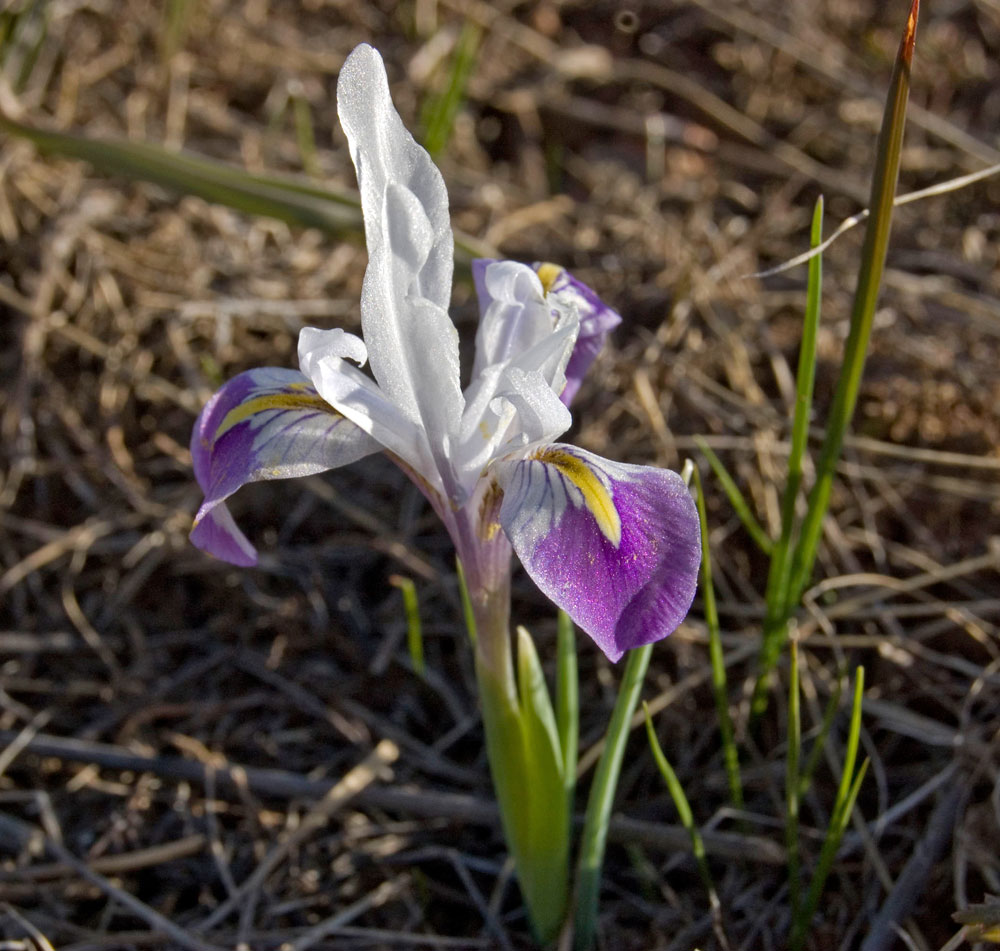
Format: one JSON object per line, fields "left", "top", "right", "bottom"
{"left": 190, "top": 504, "right": 257, "bottom": 568}
{"left": 496, "top": 445, "right": 700, "bottom": 662}
{"left": 532, "top": 264, "right": 622, "bottom": 405}
{"left": 190, "top": 367, "right": 380, "bottom": 565}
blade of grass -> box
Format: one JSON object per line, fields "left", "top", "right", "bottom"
{"left": 573, "top": 643, "right": 652, "bottom": 951}
{"left": 0, "top": 0, "right": 47, "bottom": 92}
{"left": 389, "top": 575, "right": 424, "bottom": 679}
{"left": 692, "top": 464, "right": 743, "bottom": 811}
{"left": 421, "top": 23, "right": 480, "bottom": 158}
{"left": 694, "top": 436, "right": 772, "bottom": 556}
{"left": 291, "top": 91, "right": 321, "bottom": 179}
{"left": 785, "top": 0, "right": 919, "bottom": 612}
{"left": 790, "top": 667, "right": 867, "bottom": 950}
{"left": 754, "top": 196, "right": 824, "bottom": 712}
{"left": 160, "top": 0, "right": 195, "bottom": 61}
{"left": 0, "top": 115, "right": 497, "bottom": 262}
{"left": 785, "top": 639, "right": 802, "bottom": 923}
{"left": 799, "top": 672, "right": 844, "bottom": 797}
{"left": 643, "top": 703, "right": 724, "bottom": 928}
{"left": 0, "top": 113, "right": 363, "bottom": 230}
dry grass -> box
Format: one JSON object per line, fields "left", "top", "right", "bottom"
{"left": 1, "top": 1, "right": 999, "bottom": 948}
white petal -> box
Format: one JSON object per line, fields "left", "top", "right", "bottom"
{"left": 492, "top": 367, "right": 572, "bottom": 448}
{"left": 470, "top": 261, "right": 551, "bottom": 377}
{"left": 301, "top": 331, "right": 436, "bottom": 484}
{"left": 337, "top": 44, "right": 464, "bottom": 476}
{"left": 298, "top": 326, "right": 369, "bottom": 372}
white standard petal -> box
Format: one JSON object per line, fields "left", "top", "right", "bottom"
{"left": 299, "top": 326, "right": 435, "bottom": 484}
{"left": 337, "top": 44, "right": 464, "bottom": 483}
{"left": 298, "top": 326, "right": 369, "bottom": 373}
{"left": 470, "top": 261, "right": 552, "bottom": 378}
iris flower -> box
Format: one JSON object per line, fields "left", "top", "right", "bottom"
{"left": 190, "top": 44, "right": 700, "bottom": 663}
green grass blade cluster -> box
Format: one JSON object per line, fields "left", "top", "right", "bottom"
{"left": 673, "top": 6, "right": 919, "bottom": 942}
{"left": 784, "top": 1, "right": 918, "bottom": 622}
{"left": 789, "top": 669, "right": 868, "bottom": 950}
{"left": 750, "top": 0, "right": 919, "bottom": 716}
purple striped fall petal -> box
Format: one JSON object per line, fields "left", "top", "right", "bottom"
{"left": 190, "top": 43, "right": 700, "bottom": 660}
{"left": 190, "top": 367, "right": 379, "bottom": 565}
{"left": 495, "top": 446, "right": 701, "bottom": 662}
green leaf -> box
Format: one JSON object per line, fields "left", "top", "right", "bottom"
{"left": 292, "top": 92, "right": 321, "bottom": 179}
{"left": 515, "top": 625, "right": 572, "bottom": 938}
{"left": 0, "top": 114, "right": 497, "bottom": 262}
{"left": 643, "top": 703, "right": 720, "bottom": 914}
{"left": 574, "top": 644, "right": 652, "bottom": 951}
{"left": 790, "top": 667, "right": 867, "bottom": 950}
{"left": 556, "top": 610, "right": 579, "bottom": 801}
{"left": 476, "top": 627, "right": 570, "bottom": 943}
{"left": 785, "top": 640, "right": 803, "bottom": 922}
{"left": 0, "top": 113, "right": 363, "bottom": 233}
{"left": 799, "top": 672, "right": 845, "bottom": 797}
{"left": 753, "top": 196, "right": 824, "bottom": 715}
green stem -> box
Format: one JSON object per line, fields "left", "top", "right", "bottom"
{"left": 460, "top": 562, "right": 569, "bottom": 943}
{"left": 573, "top": 645, "right": 652, "bottom": 950}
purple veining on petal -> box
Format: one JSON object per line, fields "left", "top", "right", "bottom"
{"left": 497, "top": 447, "right": 700, "bottom": 662}
{"left": 190, "top": 367, "right": 379, "bottom": 565}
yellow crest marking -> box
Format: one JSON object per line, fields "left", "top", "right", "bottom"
{"left": 536, "top": 448, "right": 621, "bottom": 546}
{"left": 535, "top": 262, "right": 563, "bottom": 297}
{"left": 214, "top": 392, "right": 336, "bottom": 441}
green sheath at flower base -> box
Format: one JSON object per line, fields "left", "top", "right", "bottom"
{"left": 474, "top": 621, "right": 571, "bottom": 942}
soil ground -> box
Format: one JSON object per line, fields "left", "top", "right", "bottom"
{"left": 1, "top": 1, "right": 999, "bottom": 949}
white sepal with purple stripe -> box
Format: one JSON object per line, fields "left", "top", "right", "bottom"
{"left": 190, "top": 367, "right": 379, "bottom": 566}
